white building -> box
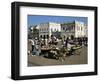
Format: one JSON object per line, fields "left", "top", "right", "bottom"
{"left": 75, "top": 21, "right": 86, "bottom": 37}
{"left": 84, "top": 24, "right": 88, "bottom": 37}
{"left": 29, "top": 21, "right": 87, "bottom": 39}
{"left": 61, "top": 20, "right": 87, "bottom": 39}
{"left": 39, "top": 22, "right": 61, "bottom": 38}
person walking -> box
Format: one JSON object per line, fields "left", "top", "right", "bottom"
{"left": 65, "top": 37, "right": 69, "bottom": 48}
{"left": 31, "top": 38, "right": 35, "bottom": 54}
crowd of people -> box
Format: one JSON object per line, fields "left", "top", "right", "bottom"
{"left": 28, "top": 35, "right": 88, "bottom": 59}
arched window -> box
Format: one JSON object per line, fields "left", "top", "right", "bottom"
{"left": 47, "top": 35, "right": 49, "bottom": 39}
{"left": 71, "top": 35, "right": 74, "bottom": 40}
{"left": 43, "top": 35, "right": 45, "bottom": 39}
{"left": 40, "top": 35, "right": 42, "bottom": 38}
{"left": 81, "top": 26, "right": 82, "bottom": 31}
{"left": 51, "top": 28, "right": 53, "bottom": 32}
{"left": 55, "top": 28, "right": 56, "bottom": 31}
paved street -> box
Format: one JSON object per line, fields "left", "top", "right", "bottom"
{"left": 28, "top": 46, "right": 87, "bottom": 66}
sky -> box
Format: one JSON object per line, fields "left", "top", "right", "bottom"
{"left": 28, "top": 15, "right": 88, "bottom": 28}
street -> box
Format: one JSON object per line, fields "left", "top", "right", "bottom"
{"left": 28, "top": 46, "right": 87, "bottom": 66}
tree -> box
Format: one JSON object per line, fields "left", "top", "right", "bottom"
{"left": 32, "top": 27, "right": 39, "bottom": 39}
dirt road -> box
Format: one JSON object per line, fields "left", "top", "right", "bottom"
{"left": 28, "top": 46, "right": 87, "bottom": 66}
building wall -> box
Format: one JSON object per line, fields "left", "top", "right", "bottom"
{"left": 39, "top": 22, "right": 61, "bottom": 38}
{"left": 49, "top": 22, "right": 61, "bottom": 37}
{"left": 39, "top": 23, "right": 49, "bottom": 38}
{"left": 61, "top": 22, "right": 75, "bottom": 39}
{"left": 75, "top": 21, "right": 86, "bottom": 38}
{"left": 84, "top": 25, "right": 88, "bottom": 37}
{"left": 61, "top": 21, "right": 87, "bottom": 39}
{"left": 37, "top": 21, "right": 87, "bottom": 39}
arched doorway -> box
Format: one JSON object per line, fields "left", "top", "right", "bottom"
{"left": 71, "top": 35, "right": 74, "bottom": 40}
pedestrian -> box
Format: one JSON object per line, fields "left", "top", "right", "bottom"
{"left": 67, "top": 43, "right": 74, "bottom": 55}
{"left": 65, "top": 37, "right": 69, "bottom": 48}
{"left": 28, "top": 39, "right": 32, "bottom": 55}
{"left": 30, "top": 38, "right": 35, "bottom": 54}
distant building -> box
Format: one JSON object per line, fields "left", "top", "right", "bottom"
{"left": 61, "top": 20, "right": 87, "bottom": 40}
{"left": 39, "top": 22, "right": 61, "bottom": 39}
{"left": 29, "top": 21, "right": 87, "bottom": 39}
{"left": 84, "top": 24, "right": 88, "bottom": 37}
